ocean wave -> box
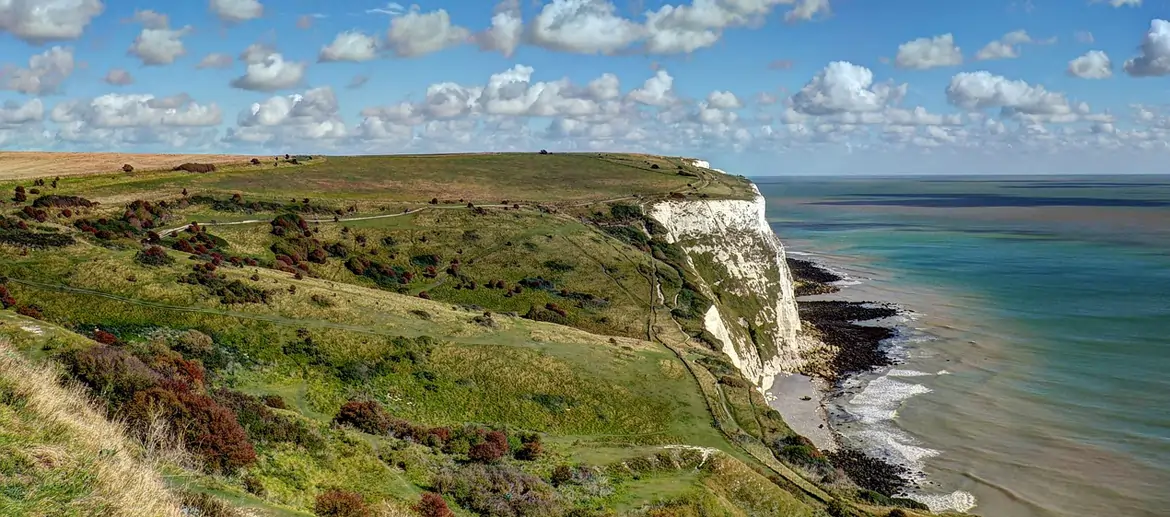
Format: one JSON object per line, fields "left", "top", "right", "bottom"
{"left": 847, "top": 376, "right": 933, "bottom": 424}
{"left": 908, "top": 490, "right": 979, "bottom": 514}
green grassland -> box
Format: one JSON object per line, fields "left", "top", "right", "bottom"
{"left": 0, "top": 153, "right": 937, "bottom": 517}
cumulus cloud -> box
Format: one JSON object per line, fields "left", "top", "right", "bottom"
{"left": 895, "top": 34, "right": 962, "bottom": 69}
{"left": 319, "top": 31, "right": 379, "bottom": 62}
{"left": 529, "top": 0, "right": 643, "bottom": 54}
{"left": 1068, "top": 50, "right": 1112, "bottom": 79}
{"left": 128, "top": 12, "right": 193, "bottom": 66}
{"left": 1124, "top": 19, "right": 1170, "bottom": 77}
{"left": 210, "top": 0, "right": 263, "bottom": 23}
{"left": 2, "top": 46, "right": 75, "bottom": 95}
{"left": 103, "top": 68, "right": 134, "bottom": 86}
{"left": 196, "top": 53, "right": 234, "bottom": 69}
{"left": 975, "top": 30, "right": 1034, "bottom": 60}
{"left": 474, "top": 0, "right": 523, "bottom": 57}
{"left": 50, "top": 92, "right": 221, "bottom": 148}
{"left": 0, "top": 98, "right": 43, "bottom": 126}
{"left": 385, "top": 8, "right": 470, "bottom": 57}
{"left": 628, "top": 70, "right": 675, "bottom": 107}
{"left": 230, "top": 44, "right": 306, "bottom": 92}
{"left": 946, "top": 71, "right": 1073, "bottom": 117}
{"left": 707, "top": 91, "right": 742, "bottom": 110}
{"left": 791, "top": 61, "right": 906, "bottom": 115}
{"left": 225, "top": 86, "right": 348, "bottom": 147}
{"left": 0, "top": 0, "right": 104, "bottom": 43}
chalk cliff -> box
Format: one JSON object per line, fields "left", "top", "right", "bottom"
{"left": 648, "top": 162, "right": 818, "bottom": 391}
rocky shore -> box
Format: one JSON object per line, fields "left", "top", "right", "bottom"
{"left": 787, "top": 257, "right": 918, "bottom": 499}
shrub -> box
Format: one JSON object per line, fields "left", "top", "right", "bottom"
{"left": 179, "top": 490, "right": 246, "bottom": 517}
{"left": 135, "top": 245, "right": 174, "bottom": 266}
{"left": 263, "top": 394, "right": 288, "bottom": 409}
{"left": 15, "top": 305, "right": 42, "bottom": 319}
{"left": 551, "top": 465, "right": 572, "bottom": 486}
{"left": 174, "top": 163, "right": 217, "bottom": 173}
{"left": 93, "top": 329, "right": 120, "bottom": 345}
{"left": 314, "top": 489, "right": 369, "bottom": 517}
{"left": 122, "top": 164, "right": 134, "bottom": 173}
{"left": 414, "top": 492, "right": 454, "bottom": 517}
{"left": 243, "top": 474, "right": 266, "bottom": 497}
{"left": 32, "top": 195, "right": 93, "bottom": 208}
{"left": 515, "top": 440, "right": 542, "bottom": 461}
{"left": 887, "top": 510, "right": 909, "bottom": 517}
{"left": 433, "top": 464, "right": 561, "bottom": 517}
{"left": 468, "top": 442, "right": 504, "bottom": 463}
{"left": 13, "top": 186, "right": 26, "bottom": 203}
{"left": 333, "top": 400, "right": 392, "bottom": 435}
{"left": 61, "top": 346, "right": 160, "bottom": 406}
{"left": 213, "top": 389, "right": 322, "bottom": 449}
{"left": 131, "top": 388, "right": 256, "bottom": 474}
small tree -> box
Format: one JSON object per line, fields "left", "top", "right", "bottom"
{"left": 314, "top": 489, "right": 369, "bottom": 517}
{"left": 13, "top": 186, "right": 26, "bottom": 203}
{"left": 414, "top": 493, "right": 454, "bottom": 517}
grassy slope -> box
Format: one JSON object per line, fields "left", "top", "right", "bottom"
{"left": 0, "top": 334, "right": 182, "bottom": 516}
{"left": 0, "top": 152, "right": 935, "bottom": 517}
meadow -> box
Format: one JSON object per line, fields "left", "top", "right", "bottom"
{"left": 0, "top": 152, "right": 942, "bottom": 517}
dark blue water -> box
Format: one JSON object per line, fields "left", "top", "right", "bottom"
{"left": 758, "top": 176, "right": 1170, "bottom": 517}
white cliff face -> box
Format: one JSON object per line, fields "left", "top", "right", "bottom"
{"left": 649, "top": 173, "right": 816, "bottom": 391}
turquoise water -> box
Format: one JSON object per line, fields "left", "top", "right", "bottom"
{"left": 758, "top": 176, "right": 1170, "bottom": 517}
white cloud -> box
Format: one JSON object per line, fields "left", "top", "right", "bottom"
{"left": 707, "top": 91, "right": 742, "bottom": 110}
{"left": 1068, "top": 50, "right": 1112, "bottom": 79}
{"left": 347, "top": 75, "right": 370, "bottom": 89}
{"left": 196, "top": 53, "right": 234, "bottom": 69}
{"left": 50, "top": 92, "right": 222, "bottom": 148}
{"left": 2, "top": 46, "right": 75, "bottom": 95}
{"left": 385, "top": 8, "right": 470, "bottom": 57}
{"left": 319, "top": 31, "right": 379, "bottom": 62}
{"left": 128, "top": 14, "right": 193, "bottom": 66}
{"left": 0, "top": 98, "right": 43, "bottom": 126}
{"left": 103, "top": 68, "right": 134, "bottom": 86}
{"left": 367, "top": 2, "right": 405, "bottom": 16}
{"left": 628, "top": 70, "right": 675, "bottom": 107}
{"left": 528, "top": 0, "right": 643, "bottom": 54}
{"left": 1124, "top": 19, "right": 1170, "bottom": 77}
{"left": 946, "top": 71, "right": 1072, "bottom": 117}
{"left": 791, "top": 61, "right": 906, "bottom": 115}
{"left": 0, "top": 0, "right": 104, "bottom": 43}
{"left": 226, "top": 86, "right": 348, "bottom": 147}
{"left": 210, "top": 0, "right": 263, "bottom": 23}
{"left": 474, "top": 0, "right": 523, "bottom": 57}
{"left": 230, "top": 44, "right": 306, "bottom": 92}
{"left": 1094, "top": 0, "right": 1140, "bottom": 6}
{"left": 895, "top": 34, "right": 962, "bottom": 69}
{"left": 974, "top": 30, "right": 1035, "bottom": 60}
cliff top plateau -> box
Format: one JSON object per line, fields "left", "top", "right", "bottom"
{"left": 0, "top": 152, "right": 946, "bottom": 517}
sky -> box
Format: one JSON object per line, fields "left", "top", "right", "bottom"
{"left": 0, "top": 0, "right": 1167, "bottom": 175}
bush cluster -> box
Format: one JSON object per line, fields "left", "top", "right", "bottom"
{"left": 313, "top": 489, "right": 368, "bottom": 517}
{"left": 0, "top": 217, "right": 75, "bottom": 248}
{"left": 433, "top": 464, "right": 561, "bottom": 517}
{"left": 135, "top": 245, "right": 175, "bottom": 267}
{"left": 333, "top": 399, "right": 393, "bottom": 435}
{"left": 212, "top": 389, "right": 323, "bottom": 449}
{"left": 174, "top": 163, "right": 217, "bottom": 173}
{"left": 179, "top": 269, "right": 270, "bottom": 304}
{"left": 60, "top": 344, "right": 257, "bottom": 474}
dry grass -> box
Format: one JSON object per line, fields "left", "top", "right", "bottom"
{"left": 0, "top": 340, "right": 185, "bottom": 516}
{"left": 0, "top": 152, "right": 255, "bottom": 180}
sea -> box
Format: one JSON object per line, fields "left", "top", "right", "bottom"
{"left": 756, "top": 176, "right": 1170, "bottom": 517}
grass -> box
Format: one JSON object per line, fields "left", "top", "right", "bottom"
{"left": 0, "top": 152, "right": 255, "bottom": 181}
{"left": 0, "top": 338, "right": 183, "bottom": 516}
{"left": 0, "top": 152, "right": 923, "bottom": 517}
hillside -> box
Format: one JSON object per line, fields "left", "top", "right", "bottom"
{"left": 0, "top": 152, "right": 938, "bottom": 517}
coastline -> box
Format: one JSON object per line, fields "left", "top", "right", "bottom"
{"left": 766, "top": 255, "right": 959, "bottom": 509}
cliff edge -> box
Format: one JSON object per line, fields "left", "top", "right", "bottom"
{"left": 649, "top": 162, "right": 820, "bottom": 391}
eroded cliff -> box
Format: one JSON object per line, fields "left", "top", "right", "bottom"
{"left": 649, "top": 164, "right": 820, "bottom": 391}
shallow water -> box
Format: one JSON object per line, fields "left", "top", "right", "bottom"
{"left": 760, "top": 176, "right": 1170, "bottom": 517}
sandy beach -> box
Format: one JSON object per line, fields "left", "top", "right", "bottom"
{"left": 767, "top": 372, "right": 837, "bottom": 451}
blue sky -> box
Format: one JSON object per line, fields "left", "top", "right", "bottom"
{"left": 0, "top": 0, "right": 1167, "bottom": 175}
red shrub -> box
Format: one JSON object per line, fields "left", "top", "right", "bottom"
{"left": 485, "top": 430, "right": 508, "bottom": 452}
{"left": 0, "top": 286, "right": 17, "bottom": 309}
{"left": 129, "top": 388, "right": 256, "bottom": 474}
{"left": 418, "top": 291, "right": 431, "bottom": 300}
{"left": 468, "top": 442, "right": 504, "bottom": 463}
{"left": 314, "top": 489, "right": 369, "bottom": 517}
{"left": 93, "top": 329, "right": 120, "bottom": 345}
{"left": 333, "top": 400, "right": 392, "bottom": 435}
{"left": 414, "top": 492, "right": 454, "bottom": 517}
{"left": 516, "top": 440, "right": 543, "bottom": 461}
{"left": 15, "top": 305, "right": 42, "bottom": 319}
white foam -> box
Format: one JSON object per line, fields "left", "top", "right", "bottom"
{"left": 848, "top": 376, "right": 932, "bottom": 424}
{"left": 936, "top": 369, "right": 951, "bottom": 375}
{"left": 908, "top": 490, "right": 978, "bottom": 513}
{"left": 856, "top": 427, "right": 941, "bottom": 464}
{"left": 887, "top": 369, "right": 932, "bottom": 377}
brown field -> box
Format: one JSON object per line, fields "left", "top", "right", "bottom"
{"left": 0, "top": 152, "right": 256, "bottom": 180}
